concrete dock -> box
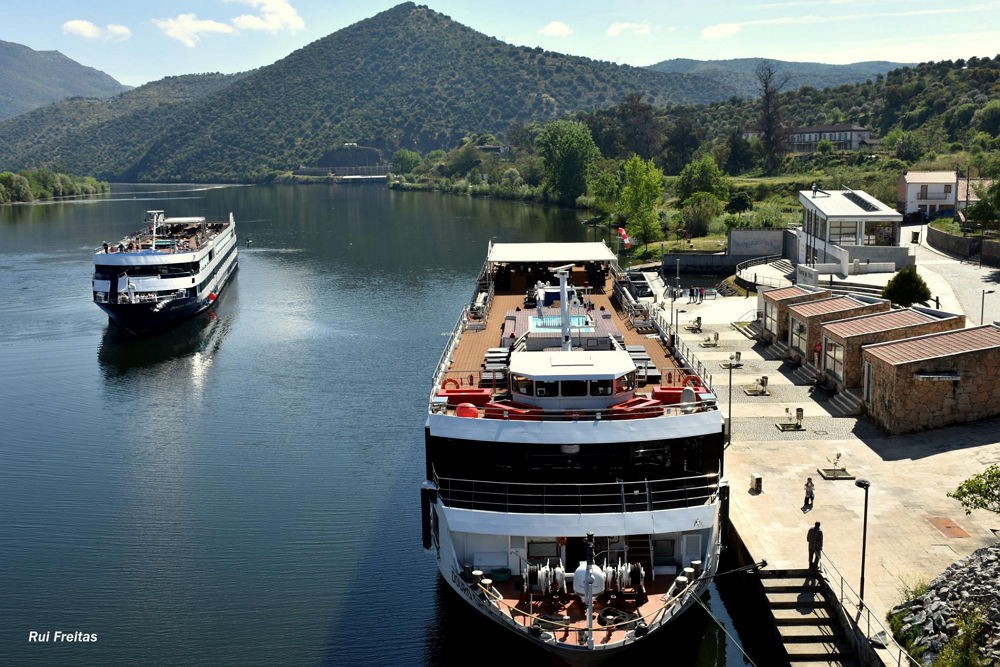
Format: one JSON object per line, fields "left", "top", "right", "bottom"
{"left": 653, "top": 244, "right": 1000, "bottom": 661}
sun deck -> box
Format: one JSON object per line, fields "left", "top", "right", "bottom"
{"left": 434, "top": 269, "right": 713, "bottom": 420}
{"left": 96, "top": 211, "right": 232, "bottom": 257}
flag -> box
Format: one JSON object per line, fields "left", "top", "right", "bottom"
{"left": 623, "top": 234, "right": 631, "bottom": 249}
{"left": 617, "top": 227, "right": 627, "bottom": 238}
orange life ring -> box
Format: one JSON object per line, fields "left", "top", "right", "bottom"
{"left": 442, "top": 378, "right": 460, "bottom": 390}
{"left": 683, "top": 375, "right": 702, "bottom": 388}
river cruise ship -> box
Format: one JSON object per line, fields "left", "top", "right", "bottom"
{"left": 92, "top": 210, "right": 238, "bottom": 333}
{"left": 421, "top": 242, "right": 727, "bottom": 658}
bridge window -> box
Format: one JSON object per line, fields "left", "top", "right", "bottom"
{"left": 535, "top": 380, "right": 559, "bottom": 397}
{"left": 614, "top": 373, "right": 636, "bottom": 393}
{"left": 589, "top": 379, "right": 613, "bottom": 396}
{"left": 560, "top": 380, "right": 587, "bottom": 397}
{"left": 511, "top": 375, "right": 534, "bottom": 396}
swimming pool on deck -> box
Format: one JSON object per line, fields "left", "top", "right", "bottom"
{"left": 529, "top": 314, "right": 595, "bottom": 333}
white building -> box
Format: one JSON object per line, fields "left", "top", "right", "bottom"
{"left": 896, "top": 171, "right": 957, "bottom": 217}
{"left": 796, "top": 187, "right": 907, "bottom": 277}
{"left": 785, "top": 124, "right": 874, "bottom": 152}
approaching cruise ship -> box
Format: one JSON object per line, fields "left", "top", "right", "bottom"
{"left": 422, "top": 242, "right": 728, "bottom": 657}
{"left": 92, "top": 210, "right": 238, "bottom": 333}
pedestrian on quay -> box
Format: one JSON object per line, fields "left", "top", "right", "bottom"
{"left": 803, "top": 477, "right": 815, "bottom": 511}
{"left": 688, "top": 286, "right": 695, "bottom": 303}
{"left": 698, "top": 286, "right": 705, "bottom": 303}
{"left": 807, "top": 521, "right": 823, "bottom": 570}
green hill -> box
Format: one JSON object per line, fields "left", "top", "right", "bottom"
{"left": 0, "top": 39, "right": 130, "bottom": 121}
{"left": 0, "top": 2, "right": 743, "bottom": 182}
{"left": 646, "top": 57, "right": 910, "bottom": 97}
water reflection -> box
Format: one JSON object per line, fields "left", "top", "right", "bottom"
{"left": 98, "top": 281, "right": 237, "bottom": 378}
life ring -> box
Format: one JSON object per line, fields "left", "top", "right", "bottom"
{"left": 442, "top": 378, "right": 460, "bottom": 390}
{"left": 683, "top": 375, "right": 703, "bottom": 388}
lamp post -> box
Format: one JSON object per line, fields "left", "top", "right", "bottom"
{"left": 982, "top": 289, "right": 995, "bottom": 325}
{"left": 674, "top": 309, "right": 686, "bottom": 337}
{"left": 855, "top": 479, "right": 871, "bottom": 604}
{"left": 727, "top": 354, "right": 735, "bottom": 447}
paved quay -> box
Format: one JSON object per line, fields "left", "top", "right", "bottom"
{"left": 652, "top": 265, "right": 1000, "bottom": 654}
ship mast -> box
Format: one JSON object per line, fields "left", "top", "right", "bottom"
{"left": 552, "top": 263, "right": 574, "bottom": 352}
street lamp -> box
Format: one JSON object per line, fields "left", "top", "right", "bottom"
{"left": 674, "top": 309, "right": 686, "bottom": 336}
{"left": 727, "top": 354, "right": 735, "bottom": 447}
{"left": 982, "top": 289, "right": 995, "bottom": 325}
{"left": 855, "top": 479, "right": 871, "bottom": 604}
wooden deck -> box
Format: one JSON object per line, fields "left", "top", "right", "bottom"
{"left": 440, "top": 276, "right": 684, "bottom": 394}
{"left": 479, "top": 575, "right": 681, "bottom": 647}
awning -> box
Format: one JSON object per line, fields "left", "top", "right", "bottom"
{"left": 487, "top": 242, "right": 616, "bottom": 264}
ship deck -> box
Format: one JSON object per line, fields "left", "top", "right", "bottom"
{"left": 436, "top": 271, "right": 705, "bottom": 416}
{"left": 479, "top": 574, "right": 684, "bottom": 646}
{"left": 97, "top": 218, "right": 232, "bottom": 257}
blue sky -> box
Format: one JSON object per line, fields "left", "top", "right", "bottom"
{"left": 3, "top": 0, "right": 998, "bottom": 86}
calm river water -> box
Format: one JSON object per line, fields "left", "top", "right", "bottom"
{"left": 0, "top": 184, "right": 768, "bottom": 666}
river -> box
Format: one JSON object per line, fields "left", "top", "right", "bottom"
{"left": 0, "top": 184, "right": 772, "bottom": 666}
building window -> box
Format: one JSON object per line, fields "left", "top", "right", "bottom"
{"left": 824, "top": 338, "right": 844, "bottom": 380}
{"left": 864, "top": 220, "right": 895, "bottom": 246}
{"left": 944, "top": 184, "right": 952, "bottom": 194}
{"left": 829, "top": 220, "right": 858, "bottom": 245}
{"left": 789, "top": 317, "right": 807, "bottom": 353}
{"left": 764, "top": 302, "right": 780, "bottom": 336}
{"left": 919, "top": 185, "right": 928, "bottom": 200}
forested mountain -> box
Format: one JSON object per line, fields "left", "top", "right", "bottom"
{"left": 0, "top": 39, "right": 130, "bottom": 121}
{"left": 0, "top": 2, "right": 743, "bottom": 182}
{"left": 647, "top": 58, "right": 910, "bottom": 97}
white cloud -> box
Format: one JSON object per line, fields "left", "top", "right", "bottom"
{"left": 539, "top": 21, "right": 573, "bottom": 37}
{"left": 701, "top": 23, "right": 742, "bottom": 40}
{"left": 607, "top": 22, "right": 651, "bottom": 38}
{"left": 229, "top": 0, "right": 304, "bottom": 32}
{"left": 153, "top": 14, "right": 236, "bottom": 48}
{"left": 62, "top": 19, "right": 132, "bottom": 42}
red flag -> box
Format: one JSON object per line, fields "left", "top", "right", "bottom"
{"left": 623, "top": 235, "right": 631, "bottom": 249}
{"left": 617, "top": 227, "right": 627, "bottom": 238}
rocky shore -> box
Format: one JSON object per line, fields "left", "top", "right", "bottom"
{"left": 889, "top": 543, "right": 1000, "bottom": 664}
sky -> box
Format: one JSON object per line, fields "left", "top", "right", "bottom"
{"left": 2, "top": 0, "right": 998, "bottom": 87}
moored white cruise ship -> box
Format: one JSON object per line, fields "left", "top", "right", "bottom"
{"left": 422, "top": 242, "right": 728, "bottom": 658}
{"left": 92, "top": 210, "right": 238, "bottom": 333}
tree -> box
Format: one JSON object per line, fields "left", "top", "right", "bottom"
{"left": 725, "top": 192, "right": 753, "bottom": 217}
{"left": 816, "top": 138, "right": 834, "bottom": 154}
{"left": 536, "top": 120, "right": 600, "bottom": 205}
{"left": 756, "top": 61, "right": 789, "bottom": 175}
{"left": 724, "top": 128, "right": 755, "bottom": 175}
{"left": 617, "top": 93, "right": 662, "bottom": 160}
{"left": 881, "top": 265, "right": 931, "bottom": 306}
{"left": 674, "top": 154, "right": 729, "bottom": 204}
{"left": 616, "top": 155, "right": 665, "bottom": 247}
{"left": 660, "top": 115, "right": 701, "bottom": 175}
{"left": 681, "top": 192, "right": 722, "bottom": 237}
{"left": 974, "top": 99, "right": 1000, "bottom": 137}
{"left": 948, "top": 464, "right": 1000, "bottom": 515}
{"left": 392, "top": 149, "right": 421, "bottom": 174}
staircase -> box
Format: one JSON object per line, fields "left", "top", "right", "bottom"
{"left": 770, "top": 258, "right": 796, "bottom": 277}
{"left": 828, "top": 388, "right": 864, "bottom": 417}
{"left": 625, "top": 535, "right": 654, "bottom": 582}
{"left": 791, "top": 361, "right": 822, "bottom": 386}
{"left": 760, "top": 569, "right": 858, "bottom": 666}
{"left": 761, "top": 339, "right": 790, "bottom": 361}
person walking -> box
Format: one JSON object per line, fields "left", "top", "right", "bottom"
{"left": 807, "top": 522, "right": 823, "bottom": 570}
{"left": 803, "top": 477, "right": 815, "bottom": 510}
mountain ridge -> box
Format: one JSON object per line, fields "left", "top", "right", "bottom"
{"left": 0, "top": 39, "right": 130, "bottom": 121}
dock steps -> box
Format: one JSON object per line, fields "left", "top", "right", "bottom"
{"left": 760, "top": 569, "right": 858, "bottom": 666}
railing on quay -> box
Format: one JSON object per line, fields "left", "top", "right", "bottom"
{"left": 818, "top": 553, "right": 920, "bottom": 667}
{"left": 735, "top": 255, "right": 793, "bottom": 289}
{"left": 434, "top": 472, "right": 719, "bottom": 514}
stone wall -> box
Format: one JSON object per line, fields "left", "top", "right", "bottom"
{"left": 865, "top": 347, "right": 1000, "bottom": 434}
{"left": 727, "top": 229, "right": 785, "bottom": 257}
{"left": 826, "top": 314, "right": 966, "bottom": 390}
{"left": 761, "top": 289, "right": 831, "bottom": 344}
{"left": 926, "top": 225, "right": 979, "bottom": 258}
{"left": 789, "top": 301, "right": 890, "bottom": 363}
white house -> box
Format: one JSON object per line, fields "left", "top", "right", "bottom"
{"left": 896, "top": 171, "right": 957, "bottom": 217}
{"left": 796, "top": 187, "right": 906, "bottom": 277}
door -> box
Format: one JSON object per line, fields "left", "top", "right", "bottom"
{"left": 681, "top": 534, "right": 702, "bottom": 565}
{"left": 863, "top": 361, "right": 873, "bottom": 403}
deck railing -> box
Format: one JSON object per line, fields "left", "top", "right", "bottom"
{"left": 434, "top": 472, "right": 719, "bottom": 514}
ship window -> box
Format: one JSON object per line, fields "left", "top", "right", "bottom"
{"left": 511, "top": 375, "right": 534, "bottom": 396}
{"left": 535, "top": 380, "right": 559, "bottom": 397}
{"left": 560, "top": 380, "right": 587, "bottom": 397}
{"left": 527, "top": 542, "right": 559, "bottom": 559}
{"left": 653, "top": 539, "right": 676, "bottom": 566}
{"left": 614, "top": 373, "right": 636, "bottom": 393}
{"left": 589, "top": 379, "right": 613, "bottom": 396}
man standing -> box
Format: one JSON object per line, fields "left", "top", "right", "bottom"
{"left": 807, "top": 522, "right": 823, "bottom": 570}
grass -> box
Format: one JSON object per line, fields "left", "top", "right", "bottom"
{"left": 929, "top": 217, "right": 964, "bottom": 235}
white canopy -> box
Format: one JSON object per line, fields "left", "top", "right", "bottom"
{"left": 487, "top": 242, "right": 616, "bottom": 264}
{"left": 508, "top": 350, "right": 634, "bottom": 380}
